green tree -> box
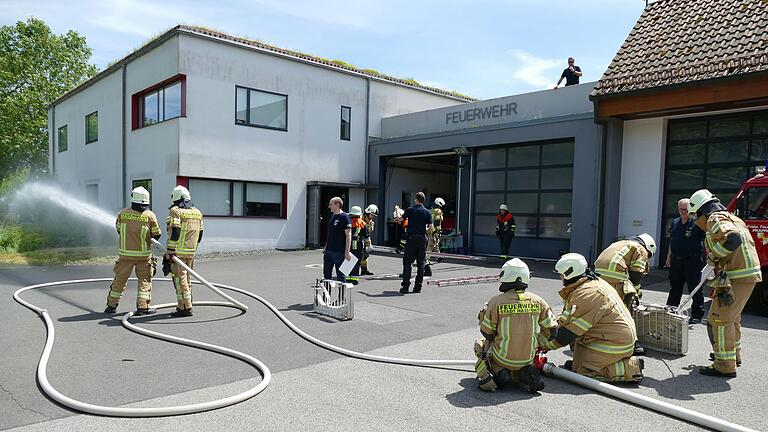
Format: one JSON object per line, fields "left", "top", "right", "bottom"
{"left": 0, "top": 18, "right": 98, "bottom": 180}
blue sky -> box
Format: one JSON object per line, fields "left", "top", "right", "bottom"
{"left": 0, "top": 0, "right": 645, "bottom": 100}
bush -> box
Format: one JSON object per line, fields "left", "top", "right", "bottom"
{"left": 17, "top": 229, "right": 46, "bottom": 252}
{"left": 0, "top": 223, "right": 22, "bottom": 251}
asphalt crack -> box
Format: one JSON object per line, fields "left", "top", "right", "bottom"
{"left": 0, "top": 382, "right": 52, "bottom": 420}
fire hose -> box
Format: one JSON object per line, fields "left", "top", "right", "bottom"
{"left": 13, "top": 267, "right": 759, "bottom": 431}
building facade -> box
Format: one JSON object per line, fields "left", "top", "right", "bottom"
{"left": 48, "top": 26, "right": 468, "bottom": 251}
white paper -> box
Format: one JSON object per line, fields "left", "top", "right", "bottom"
{"left": 339, "top": 254, "right": 359, "bottom": 276}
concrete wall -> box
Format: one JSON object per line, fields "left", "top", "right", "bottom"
{"left": 617, "top": 118, "right": 666, "bottom": 267}
{"left": 49, "top": 69, "right": 124, "bottom": 213}
{"left": 368, "top": 80, "right": 465, "bottom": 138}
{"left": 381, "top": 82, "right": 595, "bottom": 139}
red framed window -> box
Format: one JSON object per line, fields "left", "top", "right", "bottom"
{"left": 132, "top": 74, "right": 186, "bottom": 130}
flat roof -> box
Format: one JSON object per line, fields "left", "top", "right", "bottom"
{"left": 51, "top": 25, "right": 475, "bottom": 108}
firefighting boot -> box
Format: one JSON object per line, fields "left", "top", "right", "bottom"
{"left": 170, "top": 308, "right": 193, "bottom": 318}
{"left": 134, "top": 308, "right": 157, "bottom": 316}
{"left": 424, "top": 265, "right": 432, "bottom": 277}
{"left": 710, "top": 352, "right": 741, "bottom": 367}
{"left": 518, "top": 365, "right": 545, "bottom": 393}
{"left": 104, "top": 305, "right": 117, "bottom": 314}
{"left": 700, "top": 366, "right": 736, "bottom": 378}
{"left": 361, "top": 266, "right": 374, "bottom": 276}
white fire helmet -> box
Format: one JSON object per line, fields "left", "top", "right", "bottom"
{"left": 499, "top": 204, "right": 508, "bottom": 211}
{"left": 365, "top": 204, "right": 379, "bottom": 216}
{"left": 636, "top": 233, "right": 657, "bottom": 257}
{"left": 130, "top": 186, "right": 150, "bottom": 205}
{"left": 688, "top": 189, "right": 716, "bottom": 214}
{"left": 554, "top": 253, "right": 588, "bottom": 279}
{"left": 171, "top": 185, "right": 191, "bottom": 202}
{"left": 434, "top": 197, "right": 445, "bottom": 207}
{"left": 500, "top": 258, "right": 530, "bottom": 285}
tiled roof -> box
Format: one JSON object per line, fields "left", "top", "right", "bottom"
{"left": 592, "top": 0, "right": 768, "bottom": 97}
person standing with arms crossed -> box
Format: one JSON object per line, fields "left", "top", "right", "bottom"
{"left": 665, "top": 198, "right": 706, "bottom": 324}
{"left": 396, "top": 192, "right": 432, "bottom": 294}
{"left": 323, "top": 197, "right": 352, "bottom": 283}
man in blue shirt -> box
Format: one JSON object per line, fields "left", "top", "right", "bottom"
{"left": 323, "top": 197, "right": 352, "bottom": 282}
{"left": 396, "top": 192, "right": 433, "bottom": 294}
{"left": 665, "top": 198, "right": 705, "bottom": 323}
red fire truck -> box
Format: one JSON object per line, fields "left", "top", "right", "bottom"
{"left": 727, "top": 168, "right": 768, "bottom": 315}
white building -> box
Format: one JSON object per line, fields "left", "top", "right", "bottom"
{"left": 48, "top": 25, "right": 469, "bottom": 251}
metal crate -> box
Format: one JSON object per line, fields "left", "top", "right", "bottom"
{"left": 313, "top": 279, "right": 354, "bottom": 320}
{"left": 632, "top": 302, "right": 689, "bottom": 355}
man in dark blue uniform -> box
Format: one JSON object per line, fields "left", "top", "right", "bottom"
{"left": 665, "top": 198, "right": 705, "bottom": 323}
{"left": 323, "top": 196, "right": 352, "bottom": 282}
{"left": 396, "top": 192, "right": 432, "bottom": 294}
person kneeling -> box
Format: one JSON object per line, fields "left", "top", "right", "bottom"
{"left": 543, "top": 253, "right": 644, "bottom": 383}
{"left": 474, "top": 258, "right": 554, "bottom": 393}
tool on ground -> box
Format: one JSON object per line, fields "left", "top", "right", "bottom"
{"left": 426, "top": 274, "right": 500, "bottom": 287}
{"left": 314, "top": 279, "right": 354, "bottom": 320}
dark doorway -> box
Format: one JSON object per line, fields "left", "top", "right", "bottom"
{"left": 319, "top": 187, "right": 349, "bottom": 245}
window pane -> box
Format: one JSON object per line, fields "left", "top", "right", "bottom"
{"left": 666, "top": 168, "right": 704, "bottom": 189}
{"left": 539, "top": 192, "right": 572, "bottom": 214}
{"left": 143, "top": 92, "right": 159, "bottom": 126}
{"left": 512, "top": 215, "right": 537, "bottom": 237}
{"left": 233, "top": 182, "right": 244, "bottom": 216}
{"left": 507, "top": 145, "right": 539, "bottom": 168}
{"left": 340, "top": 106, "right": 351, "bottom": 140}
{"left": 245, "top": 183, "right": 283, "bottom": 217}
{"left": 474, "top": 193, "right": 505, "bottom": 214}
{"left": 164, "top": 82, "right": 181, "bottom": 120}
{"left": 189, "top": 179, "right": 231, "bottom": 216}
{"left": 746, "top": 187, "right": 768, "bottom": 220}
{"left": 716, "top": 191, "right": 736, "bottom": 208}
{"left": 249, "top": 90, "right": 287, "bottom": 129}
{"left": 58, "top": 125, "right": 67, "bottom": 152}
{"left": 669, "top": 121, "right": 707, "bottom": 141}
{"left": 541, "top": 167, "right": 573, "bottom": 189}
{"left": 542, "top": 141, "right": 574, "bottom": 165}
{"left": 473, "top": 215, "right": 498, "bottom": 236}
{"left": 754, "top": 116, "right": 768, "bottom": 135}
{"left": 476, "top": 148, "right": 506, "bottom": 169}
{"left": 505, "top": 192, "right": 538, "bottom": 213}
{"left": 668, "top": 143, "right": 705, "bottom": 165}
{"left": 706, "top": 166, "right": 749, "bottom": 189}
{"left": 750, "top": 139, "right": 768, "bottom": 162}
{"left": 539, "top": 216, "right": 571, "bottom": 239}
{"left": 86, "top": 112, "right": 98, "bottom": 143}
{"left": 475, "top": 171, "right": 505, "bottom": 191}
{"left": 709, "top": 118, "right": 750, "bottom": 138}
{"left": 236, "top": 87, "right": 248, "bottom": 124}
{"left": 708, "top": 140, "right": 748, "bottom": 163}
{"left": 506, "top": 169, "right": 539, "bottom": 190}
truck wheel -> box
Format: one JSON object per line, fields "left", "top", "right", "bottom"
{"left": 749, "top": 280, "right": 768, "bottom": 317}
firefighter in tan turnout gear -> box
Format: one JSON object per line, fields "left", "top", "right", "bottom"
{"left": 360, "top": 204, "right": 378, "bottom": 276}
{"left": 104, "top": 187, "right": 161, "bottom": 315}
{"left": 425, "top": 197, "right": 445, "bottom": 277}
{"left": 165, "top": 185, "right": 204, "bottom": 318}
{"left": 688, "top": 189, "right": 761, "bottom": 377}
{"left": 542, "top": 253, "right": 644, "bottom": 383}
{"left": 475, "top": 258, "right": 554, "bottom": 393}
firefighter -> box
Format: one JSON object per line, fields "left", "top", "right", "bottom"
{"left": 594, "top": 233, "right": 657, "bottom": 311}
{"left": 475, "top": 258, "right": 554, "bottom": 393}
{"left": 347, "top": 206, "right": 367, "bottom": 282}
{"left": 165, "top": 185, "right": 204, "bottom": 318}
{"left": 394, "top": 205, "right": 407, "bottom": 253}
{"left": 496, "top": 204, "right": 516, "bottom": 257}
{"left": 543, "top": 253, "right": 644, "bottom": 383}
{"left": 360, "top": 204, "right": 378, "bottom": 275}
{"left": 104, "top": 186, "right": 161, "bottom": 315}
{"left": 425, "top": 197, "right": 445, "bottom": 277}
{"left": 688, "top": 189, "right": 761, "bottom": 377}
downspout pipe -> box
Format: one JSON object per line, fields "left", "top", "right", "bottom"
{"left": 121, "top": 64, "right": 127, "bottom": 207}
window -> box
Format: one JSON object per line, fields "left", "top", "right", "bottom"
{"left": 662, "top": 110, "right": 768, "bottom": 256}
{"left": 132, "top": 179, "right": 152, "bottom": 208}
{"left": 473, "top": 140, "right": 574, "bottom": 239}
{"left": 85, "top": 112, "right": 98, "bottom": 144}
{"left": 235, "top": 86, "right": 287, "bottom": 131}
{"left": 58, "top": 125, "right": 68, "bottom": 152}
{"left": 140, "top": 81, "right": 183, "bottom": 127}
{"left": 340, "top": 106, "right": 351, "bottom": 140}
{"left": 188, "top": 178, "right": 286, "bottom": 218}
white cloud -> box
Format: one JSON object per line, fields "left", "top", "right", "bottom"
{"left": 508, "top": 49, "right": 562, "bottom": 88}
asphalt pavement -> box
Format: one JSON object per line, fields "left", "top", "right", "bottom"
{"left": 1, "top": 251, "right": 766, "bottom": 431}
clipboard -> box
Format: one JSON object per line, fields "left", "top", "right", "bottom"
{"left": 339, "top": 254, "right": 358, "bottom": 276}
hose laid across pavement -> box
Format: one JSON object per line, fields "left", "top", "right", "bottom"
{"left": 13, "top": 276, "right": 760, "bottom": 431}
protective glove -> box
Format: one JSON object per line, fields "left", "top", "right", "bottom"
{"left": 162, "top": 255, "right": 172, "bottom": 276}
{"left": 624, "top": 293, "right": 639, "bottom": 312}
{"left": 477, "top": 302, "right": 488, "bottom": 325}
{"left": 706, "top": 251, "right": 720, "bottom": 267}
{"left": 701, "top": 263, "right": 716, "bottom": 281}
{"left": 716, "top": 287, "right": 735, "bottom": 307}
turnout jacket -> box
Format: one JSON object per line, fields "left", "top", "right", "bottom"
{"left": 115, "top": 208, "right": 160, "bottom": 260}
{"left": 594, "top": 240, "right": 649, "bottom": 284}
{"left": 703, "top": 211, "right": 762, "bottom": 282}
{"left": 166, "top": 206, "right": 204, "bottom": 257}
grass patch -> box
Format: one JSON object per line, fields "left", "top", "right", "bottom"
{"left": 0, "top": 246, "right": 117, "bottom": 266}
